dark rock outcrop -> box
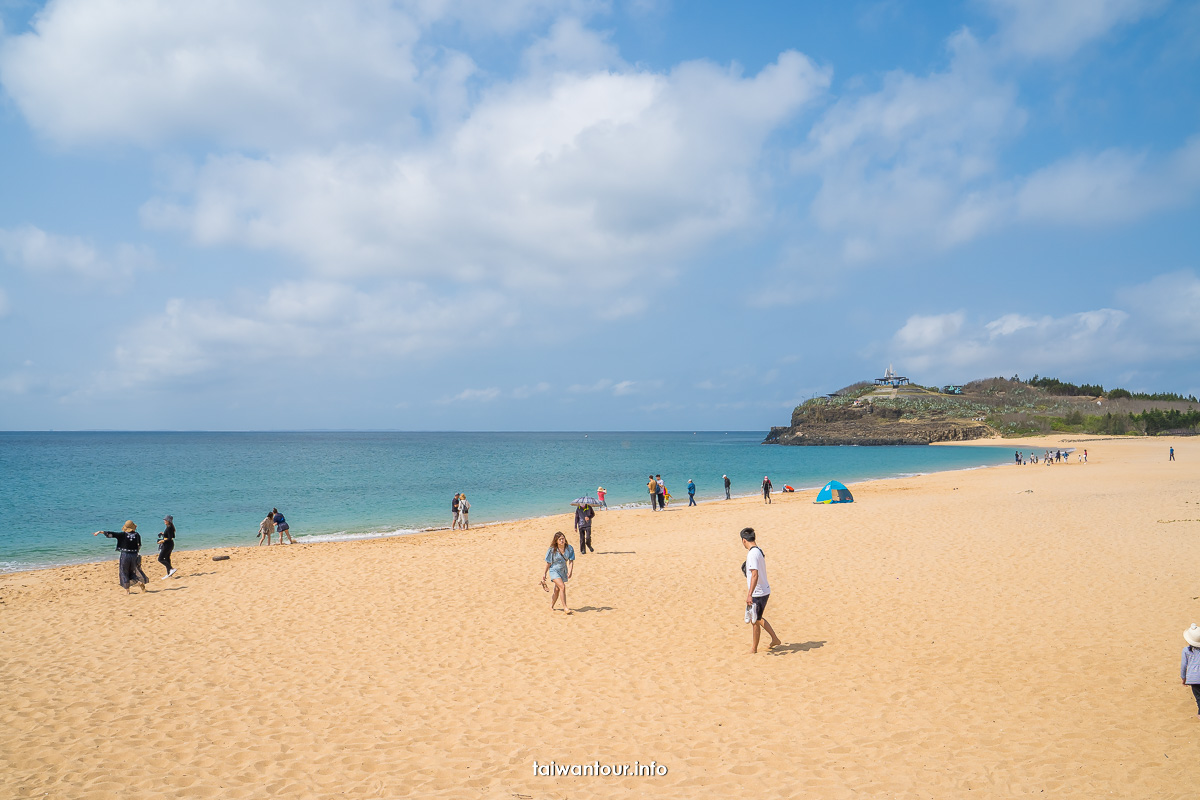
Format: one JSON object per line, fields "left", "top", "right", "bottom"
{"left": 764, "top": 403, "right": 994, "bottom": 446}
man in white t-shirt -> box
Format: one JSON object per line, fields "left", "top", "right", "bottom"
{"left": 741, "top": 527, "right": 782, "bottom": 653}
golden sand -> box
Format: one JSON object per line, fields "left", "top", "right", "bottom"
{"left": 2, "top": 435, "right": 1199, "bottom": 798}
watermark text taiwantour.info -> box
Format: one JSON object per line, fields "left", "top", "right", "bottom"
{"left": 533, "top": 760, "right": 668, "bottom": 777}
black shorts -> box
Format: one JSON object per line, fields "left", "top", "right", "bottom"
{"left": 751, "top": 594, "right": 769, "bottom": 621}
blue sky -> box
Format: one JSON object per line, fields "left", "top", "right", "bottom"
{"left": 1, "top": 0, "right": 1198, "bottom": 431}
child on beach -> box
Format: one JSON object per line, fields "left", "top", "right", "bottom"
{"left": 1183, "top": 624, "right": 1200, "bottom": 718}
{"left": 597, "top": 486, "right": 607, "bottom": 509}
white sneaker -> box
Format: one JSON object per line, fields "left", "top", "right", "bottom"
{"left": 161, "top": 574, "right": 170, "bottom": 580}
{"left": 168, "top": 568, "right": 177, "bottom": 577}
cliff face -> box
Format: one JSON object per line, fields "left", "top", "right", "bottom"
{"left": 763, "top": 402, "right": 994, "bottom": 446}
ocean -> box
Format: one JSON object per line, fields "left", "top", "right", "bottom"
{"left": 0, "top": 431, "right": 1010, "bottom": 573}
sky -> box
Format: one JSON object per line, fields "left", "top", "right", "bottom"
{"left": 1, "top": 0, "right": 1198, "bottom": 431}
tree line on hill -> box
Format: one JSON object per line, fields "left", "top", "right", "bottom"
{"left": 1020, "top": 374, "right": 1197, "bottom": 403}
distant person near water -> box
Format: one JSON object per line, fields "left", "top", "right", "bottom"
{"left": 1182, "top": 624, "right": 1200, "bottom": 718}
{"left": 762, "top": 476, "right": 772, "bottom": 504}
{"left": 258, "top": 512, "right": 275, "bottom": 545}
{"left": 1170, "top": 446, "right": 1175, "bottom": 461}
{"left": 93, "top": 520, "right": 149, "bottom": 593}
{"left": 157, "top": 515, "right": 177, "bottom": 579}
{"left": 574, "top": 503, "right": 595, "bottom": 553}
{"left": 740, "top": 527, "right": 781, "bottom": 653}
{"left": 656, "top": 475, "right": 666, "bottom": 510}
{"left": 648, "top": 475, "right": 659, "bottom": 511}
{"left": 687, "top": 479, "right": 697, "bottom": 506}
{"left": 451, "top": 493, "right": 461, "bottom": 529}
{"left": 272, "top": 509, "right": 294, "bottom": 544}
{"left": 459, "top": 493, "right": 470, "bottom": 529}
{"left": 724, "top": 474, "right": 731, "bottom": 500}
{"left": 541, "top": 531, "right": 575, "bottom": 613}
{"left": 597, "top": 486, "right": 607, "bottom": 509}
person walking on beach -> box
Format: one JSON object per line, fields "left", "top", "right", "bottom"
{"left": 574, "top": 503, "right": 595, "bottom": 553}
{"left": 258, "top": 512, "right": 275, "bottom": 545}
{"left": 540, "top": 531, "right": 575, "bottom": 613}
{"left": 272, "top": 508, "right": 294, "bottom": 544}
{"left": 93, "top": 521, "right": 149, "bottom": 593}
{"left": 648, "top": 475, "right": 659, "bottom": 511}
{"left": 762, "top": 475, "right": 772, "bottom": 504}
{"left": 724, "top": 474, "right": 731, "bottom": 500}
{"left": 1170, "top": 446, "right": 1176, "bottom": 462}
{"left": 459, "top": 493, "right": 470, "bottom": 529}
{"left": 1182, "top": 624, "right": 1200, "bottom": 718}
{"left": 157, "top": 515, "right": 177, "bottom": 579}
{"left": 597, "top": 486, "right": 607, "bottom": 509}
{"left": 740, "top": 527, "right": 781, "bottom": 653}
{"left": 687, "top": 479, "right": 697, "bottom": 506}
{"left": 656, "top": 475, "right": 666, "bottom": 509}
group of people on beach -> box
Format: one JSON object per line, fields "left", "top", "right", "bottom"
{"left": 1013, "top": 449, "right": 1086, "bottom": 466}
{"left": 451, "top": 493, "right": 470, "bottom": 529}
{"left": 257, "top": 509, "right": 294, "bottom": 545}
{"left": 540, "top": 522, "right": 782, "bottom": 652}
{"left": 92, "top": 515, "right": 177, "bottom": 592}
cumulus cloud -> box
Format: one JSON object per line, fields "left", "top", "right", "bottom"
{"left": 0, "top": 224, "right": 154, "bottom": 283}
{"left": 142, "top": 51, "right": 828, "bottom": 295}
{"left": 881, "top": 272, "right": 1200, "bottom": 378}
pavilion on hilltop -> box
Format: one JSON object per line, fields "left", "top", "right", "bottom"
{"left": 874, "top": 365, "right": 910, "bottom": 387}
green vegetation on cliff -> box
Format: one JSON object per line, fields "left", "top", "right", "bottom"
{"left": 780, "top": 376, "right": 1200, "bottom": 441}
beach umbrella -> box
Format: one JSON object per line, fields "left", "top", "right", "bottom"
{"left": 571, "top": 495, "right": 601, "bottom": 508}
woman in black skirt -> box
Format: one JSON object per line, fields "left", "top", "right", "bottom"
{"left": 94, "top": 520, "right": 149, "bottom": 593}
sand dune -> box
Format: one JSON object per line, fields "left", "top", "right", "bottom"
{"left": 2, "top": 435, "right": 1199, "bottom": 798}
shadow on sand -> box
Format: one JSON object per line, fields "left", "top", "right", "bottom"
{"left": 573, "top": 605, "right": 615, "bottom": 613}
{"left": 769, "top": 640, "right": 826, "bottom": 656}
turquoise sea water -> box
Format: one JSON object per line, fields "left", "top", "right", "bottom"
{"left": 0, "top": 431, "right": 1009, "bottom": 573}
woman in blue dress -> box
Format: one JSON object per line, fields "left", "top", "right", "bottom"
{"left": 540, "top": 531, "right": 575, "bottom": 614}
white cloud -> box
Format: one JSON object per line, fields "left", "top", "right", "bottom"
{"left": 108, "top": 281, "right": 513, "bottom": 386}
{"left": 1016, "top": 138, "right": 1200, "bottom": 225}
{"left": 0, "top": 224, "right": 154, "bottom": 283}
{"left": 984, "top": 0, "right": 1166, "bottom": 60}
{"left": 894, "top": 312, "right": 965, "bottom": 350}
{"left": 142, "top": 51, "right": 828, "bottom": 296}
{"left": 0, "top": 0, "right": 433, "bottom": 148}
{"left": 521, "top": 16, "right": 621, "bottom": 74}
{"left": 611, "top": 380, "right": 636, "bottom": 395}
{"left": 444, "top": 387, "right": 502, "bottom": 403}
{"left": 795, "top": 31, "right": 1024, "bottom": 261}
{"left": 890, "top": 300, "right": 1152, "bottom": 378}
{"left": 794, "top": 22, "right": 1200, "bottom": 263}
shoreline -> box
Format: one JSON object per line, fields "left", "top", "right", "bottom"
{"left": 1, "top": 446, "right": 1022, "bottom": 578}
{"left": 0, "top": 433, "right": 1152, "bottom": 578}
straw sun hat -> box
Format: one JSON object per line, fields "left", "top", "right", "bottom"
{"left": 122, "top": 520, "right": 137, "bottom": 532}
{"left": 1185, "top": 624, "right": 1200, "bottom": 648}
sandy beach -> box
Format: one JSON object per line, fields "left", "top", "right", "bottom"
{"left": 2, "top": 435, "right": 1199, "bottom": 798}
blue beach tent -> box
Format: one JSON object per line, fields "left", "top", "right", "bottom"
{"left": 814, "top": 480, "right": 854, "bottom": 504}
